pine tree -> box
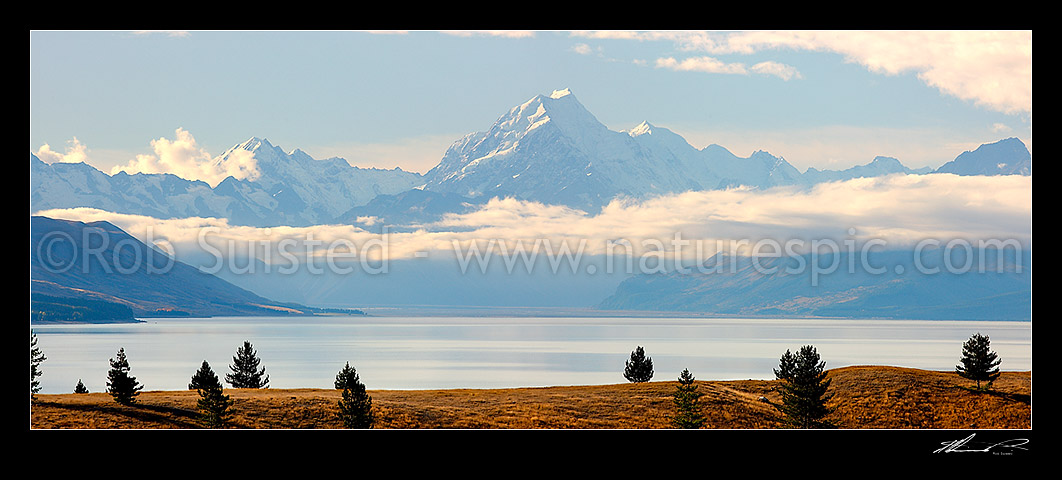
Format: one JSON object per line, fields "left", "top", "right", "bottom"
{"left": 74, "top": 379, "right": 89, "bottom": 394}
{"left": 335, "top": 362, "right": 374, "bottom": 428}
{"left": 30, "top": 330, "right": 47, "bottom": 400}
{"left": 225, "top": 341, "right": 269, "bottom": 389}
{"left": 623, "top": 346, "right": 654, "bottom": 383}
{"left": 773, "top": 349, "right": 797, "bottom": 381}
{"left": 671, "top": 368, "right": 706, "bottom": 429}
{"left": 335, "top": 361, "right": 359, "bottom": 389}
{"left": 106, "top": 347, "right": 144, "bottom": 405}
{"left": 190, "top": 360, "right": 218, "bottom": 390}
{"left": 773, "top": 345, "right": 833, "bottom": 428}
{"left": 191, "top": 360, "right": 234, "bottom": 428}
{"left": 956, "top": 332, "right": 1002, "bottom": 390}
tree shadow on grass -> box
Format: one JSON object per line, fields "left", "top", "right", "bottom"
{"left": 37, "top": 400, "right": 205, "bottom": 429}
{"left": 984, "top": 389, "right": 1031, "bottom": 405}
{"left": 952, "top": 385, "right": 1031, "bottom": 405}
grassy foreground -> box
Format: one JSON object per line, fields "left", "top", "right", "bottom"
{"left": 29, "top": 366, "right": 1030, "bottom": 429}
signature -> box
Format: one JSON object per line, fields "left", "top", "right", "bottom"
{"left": 933, "top": 433, "right": 1029, "bottom": 454}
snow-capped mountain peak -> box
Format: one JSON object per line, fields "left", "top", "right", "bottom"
{"left": 228, "top": 136, "right": 273, "bottom": 154}
{"left": 627, "top": 121, "right": 655, "bottom": 137}
{"left": 549, "top": 87, "right": 573, "bottom": 99}
{"left": 423, "top": 89, "right": 751, "bottom": 208}
{"left": 496, "top": 88, "right": 602, "bottom": 137}
{"left": 213, "top": 137, "right": 274, "bottom": 169}
{"left": 424, "top": 89, "right": 613, "bottom": 191}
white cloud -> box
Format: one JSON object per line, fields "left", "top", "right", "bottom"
{"left": 655, "top": 56, "right": 749, "bottom": 75}
{"left": 750, "top": 61, "right": 802, "bottom": 81}
{"left": 131, "top": 30, "right": 190, "bottom": 38}
{"left": 654, "top": 56, "right": 802, "bottom": 81}
{"left": 110, "top": 128, "right": 260, "bottom": 186}
{"left": 35, "top": 137, "right": 89, "bottom": 164}
{"left": 432, "top": 174, "right": 1030, "bottom": 255}
{"left": 575, "top": 30, "right": 1032, "bottom": 115}
{"left": 442, "top": 31, "right": 536, "bottom": 39}
{"left": 572, "top": 43, "right": 595, "bottom": 55}
{"left": 39, "top": 173, "right": 1032, "bottom": 267}
{"left": 571, "top": 30, "right": 709, "bottom": 44}
{"left": 737, "top": 30, "right": 1031, "bottom": 115}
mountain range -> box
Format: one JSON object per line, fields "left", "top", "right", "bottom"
{"left": 597, "top": 247, "right": 1032, "bottom": 321}
{"left": 31, "top": 89, "right": 1031, "bottom": 229}
{"left": 30, "top": 138, "right": 423, "bottom": 227}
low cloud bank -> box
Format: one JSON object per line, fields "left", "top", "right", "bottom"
{"left": 37, "top": 173, "right": 1031, "bottom": 275}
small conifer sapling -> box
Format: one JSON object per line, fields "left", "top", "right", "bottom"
{"left": 335, "top": 362, "right": 374, "bottom": 428}
{"left": 671, "top": 368, "right": 706, "bottom": 429}
{"left": 191, "top": 360, "right": 234, "bottom": 427}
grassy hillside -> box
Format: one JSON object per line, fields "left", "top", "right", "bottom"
{"left": 29, "top": 366, "right": 1030, "bottom": 430}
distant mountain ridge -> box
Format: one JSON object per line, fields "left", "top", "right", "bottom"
{"left": 337, "top": 188, "right": 489, "bottom": 233}
{"left": 597, "top": 247, "right": 1032, "bottom": 320}
{"left": 935, "top": 137, "right": 1032, "bottom": 176}
{"left": 803, "top": 156, "right": 933, "bottom": 184}
{"left": 418, "top": 89, "right": 1030, "bottom": 211}
{"left": 31, "top": 138, "right": 423, "bottom": 227}
{"left": 30, "top": 89, "right": 1031, "bottom": 228}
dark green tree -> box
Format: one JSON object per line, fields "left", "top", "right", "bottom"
{"left": 30, "top": 330, "right": 47, "bottom": 400}
{"left": 225, "top": 341, "right": 269, "bottom": 389}
{"left": 74, "top": 379, "right": 89, "bottom": 394}
{"left": 955, "top": 332, "right": 1002, "bottom": 390}
{"left": 773, "top": 348, "right": 797, "bottom": 381}
{"left": 671, "top": 368, "right": 706, "bottom": 429}
{"left": 335, "top": 362, "right": 374, "bottom": 428}
{"left": 190, "top": 360, "right": 218, "bottom": 390}
{"left": 106, "top": 347, "right": 144, "bottom": 405}
{"left": 335, "top": 361, "right": 360, "bottom": 389}
{"left": 623, "top": 346, "right": 654, "bottom": 383}
{"left": 773, "top": 345, "right": 833, "bottom": 428}
{"left": 191, "top": 361, "right": 234, "bottom": 428}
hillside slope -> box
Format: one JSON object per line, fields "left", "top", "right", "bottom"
{"left": 30, "top": 215, "right": 306, "bottom": 319}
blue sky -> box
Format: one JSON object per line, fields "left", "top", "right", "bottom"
{"left": 30, "top": 30, "right": 1032, "bottom": 176}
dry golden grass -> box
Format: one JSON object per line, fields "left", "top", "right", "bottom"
{"left": 29, "top": 366, "right": 1030, "bottom": 430}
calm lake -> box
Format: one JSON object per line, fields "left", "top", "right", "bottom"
{"left": 30, "top": 315, "right": 1032, "bottom": 395}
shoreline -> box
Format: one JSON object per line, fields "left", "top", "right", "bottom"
{"left": 29, "top": 307, "right": 1036, "bottom": 325}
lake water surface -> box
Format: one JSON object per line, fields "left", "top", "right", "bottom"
{"left": 30, "top": 315, "right": 1032, "bottom": 395}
